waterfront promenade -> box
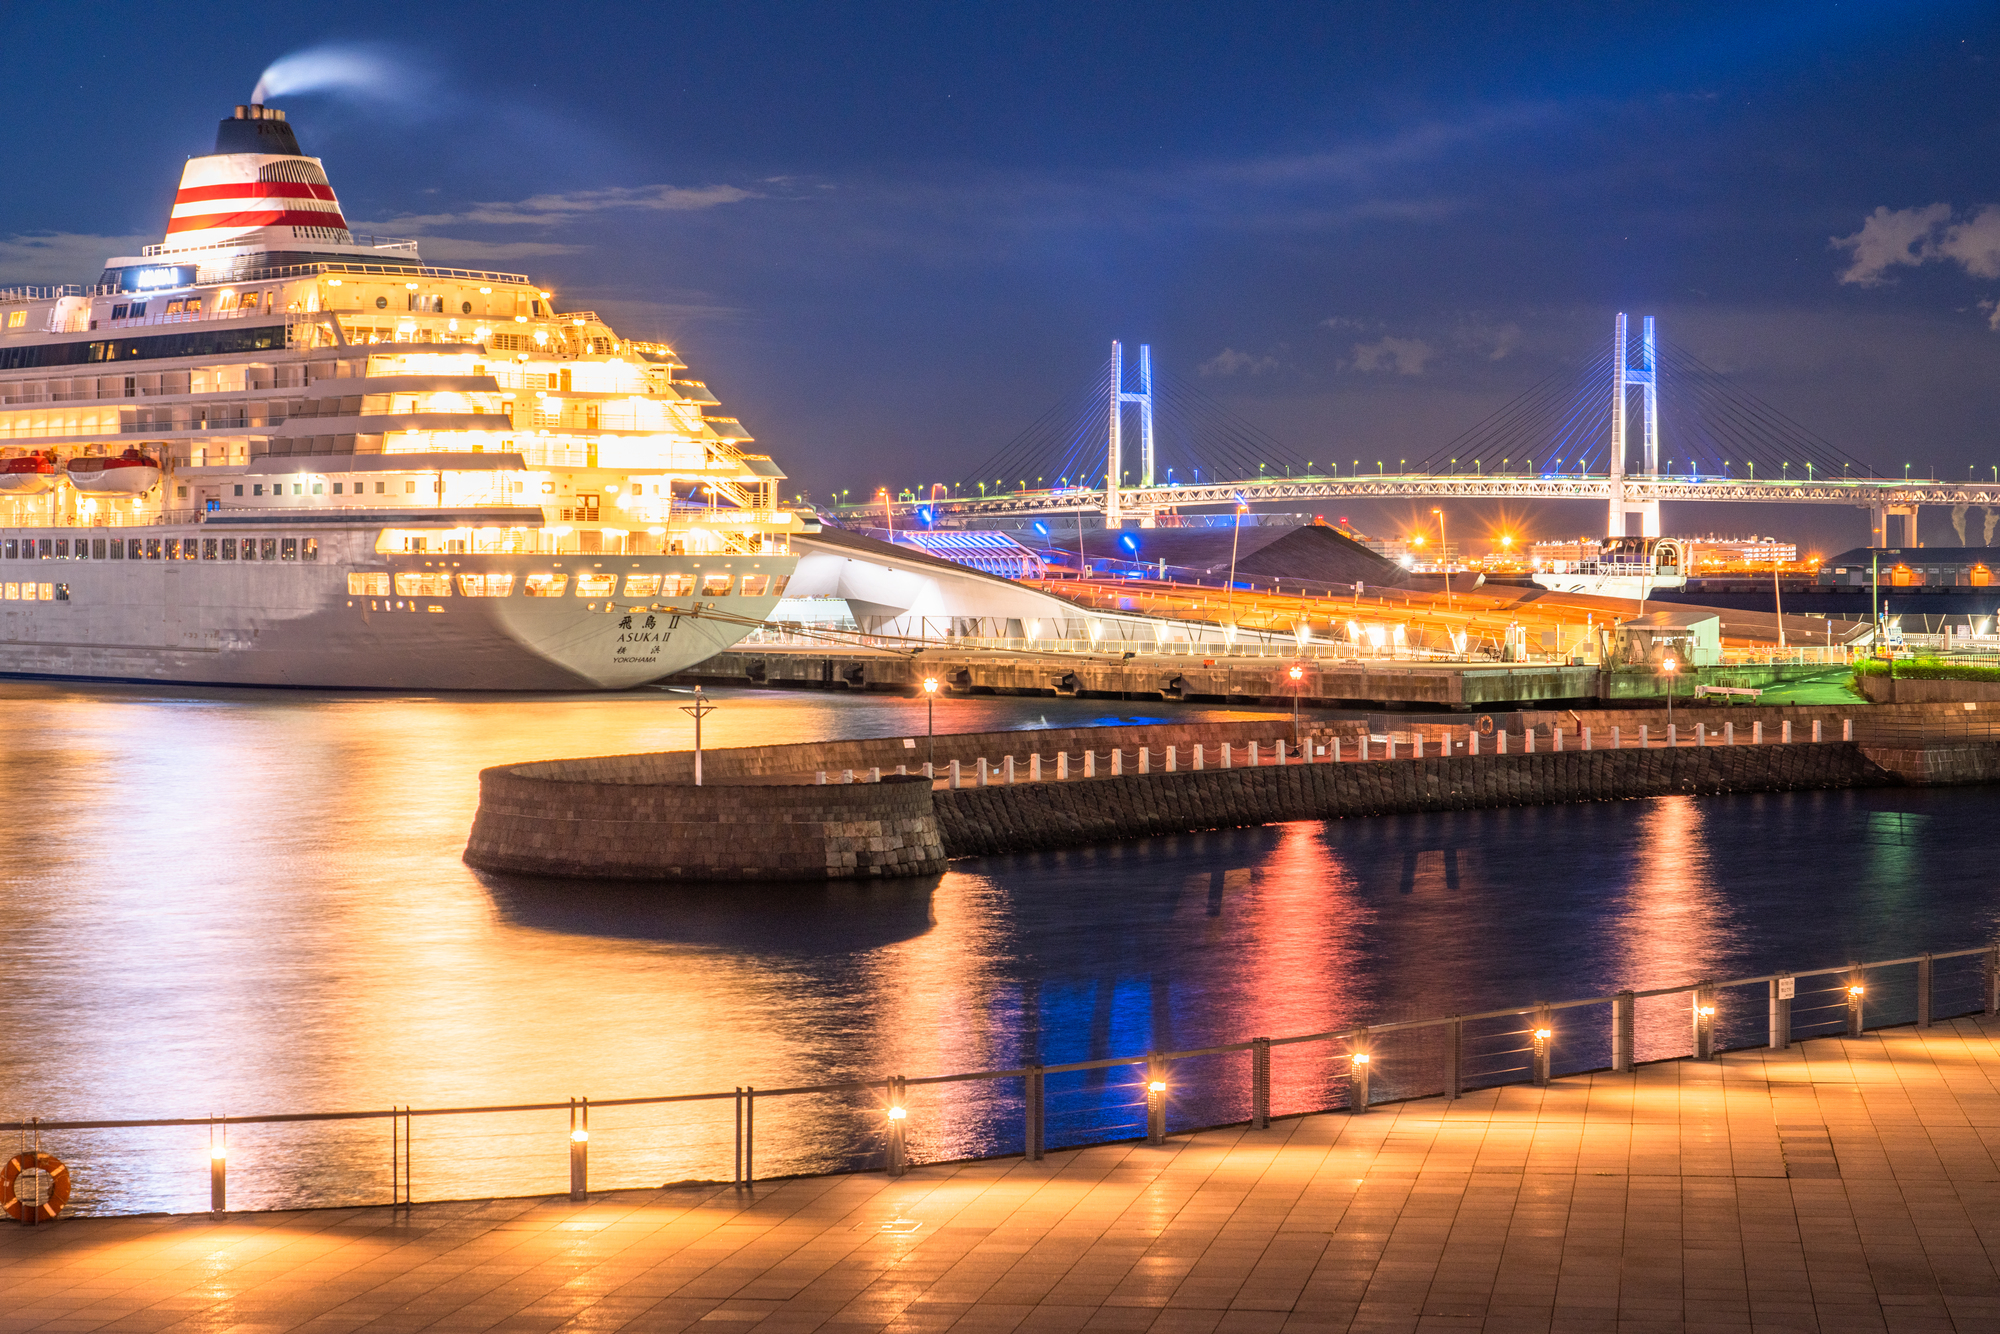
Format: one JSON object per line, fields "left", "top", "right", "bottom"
{"left": 9, "top": 1021, "right": 2000, "bottom": 1333}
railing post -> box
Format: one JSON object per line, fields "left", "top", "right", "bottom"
{"left": 886, "top": 1077, "right": 907, "bottom": 1177}
{"left": 950, "top": 759, "right": 962, "bottom": 788}
{"left": 1847, "top": 976, "right": 1866, "bottom": 1036}
{"left": 1612, "top": 991, "right": 1635, "bottom": 1073}
{"left": 1692, "top": 986, "right": 1715, "bottom": 1060}
{"left": 568, "top": 1097, "right": 588, "bottom": 1202}
{"left": 1025, "top": 1065, "right": 1045, "bottom": 1161}
{"left": 1145, "top": 1058, "right": 1167, "bottom": 1144}
{"left": 1918, "top": 954, "right": 1934, "bottom": 1028}
{"left": 1770, "top": 978, "right": 1793, "bottom": 1050}
{"left": 744, "top": 1087, "right": 754, "bottom": 1184}
{"left": 209, "top": 1118, "right": 227, "bottom": 1213}
{"left": 1251, "top": 1038, "right": 1271, "bottom": 1129}
{"left": 1349, "top": 1028, "right": 1371, "bottom": 1111}
{"left": 1986, "top": 939, "right": 2000, "bottom": 1016}
{"left": 1843, "top": 718, "right": 1853, "bottom": 741}
{"left": 1531, "top": 1007, "right": 1552, "bottom": 1086}
{"left": 1445, "top": 1018, "right": 1463, "bottom": 1099}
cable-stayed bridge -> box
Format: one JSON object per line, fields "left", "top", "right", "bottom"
{"left": 838, "top": 315, "right": 2000, "bottom": 546}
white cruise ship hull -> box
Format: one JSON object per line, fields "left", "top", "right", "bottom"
{"left": 0, "top": 526, "right": 792, "bottom": 690}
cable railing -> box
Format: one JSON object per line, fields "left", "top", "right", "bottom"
{"left": 10, "top": 937, "right": 1994, "bottom": 1217}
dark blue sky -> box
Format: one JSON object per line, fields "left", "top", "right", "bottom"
{"left": 6, "top": 1, "right": 1999, "bottom": 551}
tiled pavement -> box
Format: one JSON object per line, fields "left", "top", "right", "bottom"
{"left": 9, "top": 1020, "right": 2000, "bottom": 1334}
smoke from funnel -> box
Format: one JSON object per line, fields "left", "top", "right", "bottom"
{"left": 251, "top": 43, "right": 408, "bottom": 105}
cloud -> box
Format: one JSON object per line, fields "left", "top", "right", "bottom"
{"left": 1348, "top": 336, "right": 1433, "bottom": 375}
{"left": 1832, "top": 203, "right": 2000, "bottom": 287}
{"left": 390, "top": 183, "right": 758, "bottom": 231}
{"left": 1199, "top": 348, "right": 1280, "bottom": 376}
{"left": 1455, "top": 318, "right": 1522, "bottom": 360}
{"left": 0, "top": 233, "right": 152, "bottom": 284}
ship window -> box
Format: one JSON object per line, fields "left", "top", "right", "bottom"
{"left": 622, "top": 573, "right": 661, "bottom": 597}
{"left": 1, "top": 583, "right": 12, "bottom": 598}
{"left": 240, "top": 293, "right": 259, "bottom": 311}
{"left": 405, "top": 480, "right": 416, "bottom": 493}
{"left": 7, "top": 312, "right": 24, "bottom": 328}
{"left": 660, "top": 573, "right": 693, "bottom": 597}
{"left": 348, "top": 573, "right": 390, "bottom": 596}
{"left": 303, "top": 538, "right": 318, "bottom": 561}
{"left": 523, "top": 572, "right": 568, "bottom": 597}
{"left": 395, "top": 572, "right": 451, "bottom": 596}
{"left": 375, "top": 296, "right": 387, "bottom": 309}
{"left": 281, "top": 538, "right": 297, "bottom": 561}
{"left": 701, "top": 572, "right": 733, "bottom": 597}
{"left": 739, "top": 575, "right": 769, "bottom": 596}
{"left": 53, "top": 540, "right": 66, "bottom": 559}
{"left": 165, "top": 301, "right": 183, "bottom": 315}
{"left": 202, "top": 539, "right": 217, "bottom": 560}
{"left": 253, "top": 484, "right": 264, "bottom": 496}
{"left": 241, "top": 539, "right": 257, "bottom": 560}
{"left": 37, "top": 539, "right": 50, "bottom": 559}
{"left": 375, "top": 481, "right": 386, "bottom": 494}
{"left": 2, "top": 541, "right": 13, "bottom": 559}
{"left": 234, "top": 484, "right": 243, "bottom": 496}
{"left": 91, "top": 539, "right": 103, "bottom": 559}
{"left": 771, "top": 575, "right": 789, "bottom": 597}
{"left": 124, "top": 539, "right": 139, "bottom": 559}
{"left": 333, "top": 482, "right": 344, "bottom": 494}
{"left": 165, "top": 539, "right": 179, "bottom": 560}
{"left": 574, "top": 572, "right": 616, "bottom": 597}
{"left": 53, "top": 583, "right": 67, "bottom": 601}
{"left": 112, "top": 305, "right": 129, "bottom": 319}
{"left": 261, "top": 538, "right": 278, "bottom": 560}
{"left": 457, "top": 572, "right": 515, "bottom": 597}
{"left": 129, "top": 303, "right": 146, "bottom": 317}
{"left": 145, "top": 539, "right": 161, "bottom": 560}
{"left": 221, "top": 539, "right": 236, "bottom": 559}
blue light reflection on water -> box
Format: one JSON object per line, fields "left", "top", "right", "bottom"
{"left": 1, "top": 680, "right": 1995, "bottom": 1213}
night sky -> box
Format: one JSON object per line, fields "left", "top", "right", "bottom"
{"left": 6, "top": 2, "right": 1998, "bottom": 554}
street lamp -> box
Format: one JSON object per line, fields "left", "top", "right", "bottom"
{"left": 1288, "top": 662, "right": 1304, "bottom": 746}
{"left": 923, "top": 676, "right": 939, "bottom": 770}
{"left": 679, "top": 686, "right": 718, "bottom": 786}
{"left": 1432, "top": 507, "right": 1449, "bottom": 608}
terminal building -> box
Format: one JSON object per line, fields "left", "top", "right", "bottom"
{"left": 1817, "top": 547, "right": 1997, "bottom": 588}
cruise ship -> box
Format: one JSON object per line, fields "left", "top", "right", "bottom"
{"left": 0, "top": 102, "right": 800, "bottom": 689}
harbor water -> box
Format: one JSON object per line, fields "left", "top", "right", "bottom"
{"left": 2, "top": 680, "right": 1993, "bottom": 1215}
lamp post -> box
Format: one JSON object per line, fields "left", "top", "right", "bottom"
{"left": 1433, "top": 506, "right": 1449, "bottom": 608}
{"left": 679, "top": 686, "right": 717, "bottom": 786}
{"left": 1225, "top": 499, "right": 1248, "bottom": 635}
{"left": 1288, "top": 663, "right": 1304, "bottom": 747}
{"left": 1662, "top": 656, "right": 1677, "bottom": 726}
{"left": 923, "top": 676, "right": 938, "bottom": 769}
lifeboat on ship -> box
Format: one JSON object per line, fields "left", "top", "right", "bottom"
{"left": 66, "top": 449, "right": 162, "bottom": 495}
{"left": 0, "top": 451, "right": 58, "bottom": 495}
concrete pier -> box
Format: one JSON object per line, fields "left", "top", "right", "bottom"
{"left": 12, "top": 1020, "right": 2000, "bottom": 1332}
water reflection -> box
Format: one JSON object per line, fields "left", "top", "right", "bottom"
{"left": 2, "top": 681, "right": 1997, "bottom": 1214}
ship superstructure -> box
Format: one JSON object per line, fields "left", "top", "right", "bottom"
{"left": 0, "top": 103, "right": 799, "bottom": 688}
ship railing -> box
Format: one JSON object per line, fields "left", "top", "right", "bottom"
{"left": 195, "top": 260, "right": 533, "bottom": 286}
{"left": 101, "top": 307, "right": 270, "bottom": 331}
{"left": 6, "top": 935, "right": 1994, "bottom": 1216}
{"left": 0, "top": 284, "right": 88, "bottom": 304}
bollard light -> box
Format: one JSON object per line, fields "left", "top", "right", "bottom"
{"left": 886, "top": 1106, "right": 907, "bottom": 1120}
{"left": 1698, "top": 1006, "right": 1715, "bottom": 1018}
{"left": 571, "top": 1128, "right": 589, "bottom": 1143}
{"left": 1533, "top": 1028, "right": 1551, "bottom": 1040}
{"left": 1148, "top": 1080, "right": 1166, "bottom": 1092}
{"left": 1849, "top": 985, "right": 1865, "bottom": 996}
{"left": 1349, "top": 1053, "right": 1370, "bottom": 1065}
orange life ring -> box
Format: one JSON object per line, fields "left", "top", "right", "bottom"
{"left": 1, "top": 1151, "right": 69, "bottom": 1222}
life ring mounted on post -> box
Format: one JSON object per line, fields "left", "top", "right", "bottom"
{"left": 1477, "top": 715, "right": 1496, "bottom": 735}
{"left": 2, "top": 1151, "right": 69, "bottom": 1223}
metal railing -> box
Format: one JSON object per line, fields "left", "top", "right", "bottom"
{"left": 10, "top": 937, "right": 1993, "bottom": 1216}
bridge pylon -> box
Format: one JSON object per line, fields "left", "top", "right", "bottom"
{"left": 1107, "top": 341, "right": 1155, "bottom": 527}
{"left": 1608, "top": 312, "right": 1661, "bottom": 538}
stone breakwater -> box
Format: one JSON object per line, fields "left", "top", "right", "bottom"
{"left": 933, "top": 742, "right": 1892, "bottom": 859}
{"left": 467, "top": 767, "right": 944, "bottom": 881}
{"left": 464, "top": 704, "right": 2000, "bottom": 879}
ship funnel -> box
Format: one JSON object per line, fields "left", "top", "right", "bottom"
{"left": 215, "top": 103, "right": 301, "bottom": 155}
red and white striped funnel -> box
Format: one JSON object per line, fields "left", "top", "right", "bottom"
{"left": 160, "top": 104, "right": 351, "bottom": 252}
